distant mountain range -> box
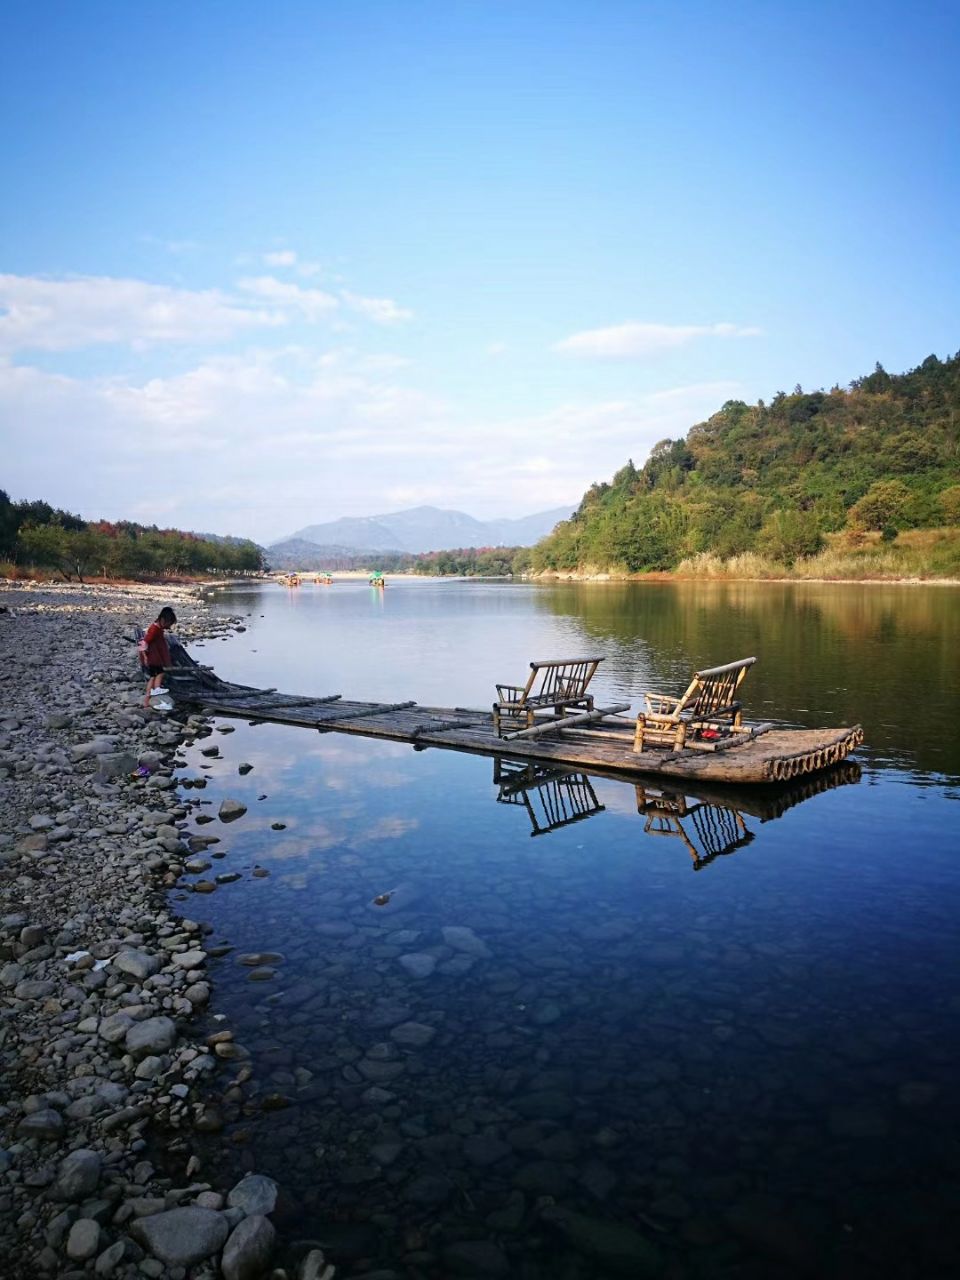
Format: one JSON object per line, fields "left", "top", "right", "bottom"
{"left": 269, "top": 504, "right": 575, "bottom": 556}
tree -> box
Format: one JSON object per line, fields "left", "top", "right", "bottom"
{"left": 939, "top": 485, "right": 960, "bottom": 526}
{"left": 0, "top": 491, "right": 19, "bottom": 558}
{"left": 847, "top": 479, "right": 911, "bottom": 531}
{"left": 758, "top": 510, "right": 824, "bottom": 564}
{"left": 17, "top": 524, "right": 73, "bottom": 577}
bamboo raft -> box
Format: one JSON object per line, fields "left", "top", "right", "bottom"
{"left": 162, "top": 647, "right": 863, "bottom": 786}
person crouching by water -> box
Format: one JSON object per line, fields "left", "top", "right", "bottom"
{"left": 142, "top": 607, "right": 177, "bottom": 707}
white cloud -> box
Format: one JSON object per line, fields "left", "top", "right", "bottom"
{"left": 1, "top": 268, "right": 738, "bottom": 541}
{"left": 263, "top": 250, "right": 297, "bottom": 267}
{"left": 0, "top": 273, "right": 283, "bottom": 353}
{"left": 555, "top": 321, "right": 761, "bottom": 358}
{"left": 0, "top": 270, "right": 415, "bottom": 355}
{"left": 340, "top": 291, "right": 413, "bottom": 325}
{"left": 236, "top": 275, "right": 339, "bottom": 319}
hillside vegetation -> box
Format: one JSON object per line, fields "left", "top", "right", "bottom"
{"left": 531, "top": 352, "right": 960, "bottom": 577}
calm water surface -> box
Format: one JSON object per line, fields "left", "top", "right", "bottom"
{"left": 174, "top": 580, "right": 960, "bottom": 1279}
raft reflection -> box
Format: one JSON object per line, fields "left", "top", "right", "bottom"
{"left": 494, "top": 756, "right": 862, "bottom": 864}
{"left": 493, "top": 758, "right": 605, "bottom": 836}
{"left": 636, "top": 785, "right": 754, "bottom": 869}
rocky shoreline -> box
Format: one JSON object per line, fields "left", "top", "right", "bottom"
{"left": 0, "top": 584, "right": 333, "bottom": 1280}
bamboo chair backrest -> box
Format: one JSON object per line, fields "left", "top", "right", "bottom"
{"left": 525, "top": 657, "right": 603, "bottom": 703}
{"left": 683, "top": 657, "right": 756, "bottom": 720}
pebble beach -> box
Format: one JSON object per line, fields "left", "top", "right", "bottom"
{"left": 0, "top": 584, "right": 333, "bottom": 1280}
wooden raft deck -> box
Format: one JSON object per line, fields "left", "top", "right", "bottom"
{"left": 165, "top": 662, "right": 863, "bottom": 786}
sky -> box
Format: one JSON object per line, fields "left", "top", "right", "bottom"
{"left": 2, "top": 1, "right": 958, "bottom": 545}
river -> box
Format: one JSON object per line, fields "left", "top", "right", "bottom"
{"left": 174, "top": 578, "right": 960, "bottom": 1279}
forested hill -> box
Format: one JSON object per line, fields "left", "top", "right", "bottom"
{"left": 531, "top": 351, "right": 960, "bottom": 573}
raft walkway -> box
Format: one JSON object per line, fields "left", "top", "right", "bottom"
{"left": 164, "top": 650, "right": 863, "bottom": 786}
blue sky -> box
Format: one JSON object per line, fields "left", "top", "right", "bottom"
{"left": 2, "top": 1, "right": 958, "bottom": 542}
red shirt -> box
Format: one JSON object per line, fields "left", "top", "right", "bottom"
{"left": 143, "top": 622, "right": 171, "bottom": 668}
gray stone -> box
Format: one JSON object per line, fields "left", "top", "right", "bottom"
{"left": 513, "top": 1090, "right": 573, "bottom": 1119}
{"left": 219, "top": 798, "right": 247, "bottom": 822}
{"left": 134, "top": 1055, "right": 164, "bottom": 1080}
{"left": 17, "top": 1108, "right": 64, "bottom": 1139}
{"left": 358, "top": 1058, "right": 406, "bottom": 1084}
{"left": 114, "top": 949, "right": 160, "bottom": 980}
{"left": 441, "top": 925, "right": 492, "bottom": 957}
{"left": 66, "top": 1218, "right": 101, "bottom": 1261}
{"left": 442, "top": 1240, "right": 510, "bottom": 1276}
{"left": 70, "top": 739, "right": 117, "bottom": 762}
{"left": 403, "top": 1174, "right": 454, "bottom": 1206}
{"left": 370, "top": 1141, "right": 404, "bottom": 1166}
{"left": 463, "top": 1134, "right": 511, "bottom": 1167}
{"left": 172, "top": 949, "right": 206, "bottom": 969}
{"left": 94, "top": 1240, "right": 126, "bottom": 1276}
{"left": 296, "top": 1249, "right": 332, "bottom": 1280}
{"left": 96, "top": 751, "right": 137, "bottom": 781}
{"left": 221, "top": 1214, "right": 276, "bottom": 1280}
{"left": 51, "top": 1148, "right": 101, "bottom": 1201}
{"left": 195, "top": 1192, "right": 225, "bottom": 1209}
{"left": 226, "top": 1172, "right": 279, "bottom": 1217}
{"left": 98, "top": 1011, "right": 135, "bottom": 1044}
{"left": 389, "top": 1021, "right": 436, "bottom": 1047}
{"left": 541, "top": 1206, "right": 662, "bottom": 1276}
{"left": 14, "top": 978, "right": 55, "bottom": 1000}
{"left": 0, "top": 962, "right": 25, "bottom": 988}
{"left": 125, "top": 1016, "right": 177, "bottom": 1058}
{"left": 132, "top": 1205, "right": 229, "bottom": 1267}
{"left": 398, "top": 952, "right": 436, "bottom": 979}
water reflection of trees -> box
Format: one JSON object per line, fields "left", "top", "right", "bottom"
{"left": 534, "top": 582, "right": 960, "bottom": 779}
{"left": 493, "top": 756, "right": 862, "bottom": 865}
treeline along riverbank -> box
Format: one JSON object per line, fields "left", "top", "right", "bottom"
{"left": 0, "top": 495, "right": 264, "bottom": 582}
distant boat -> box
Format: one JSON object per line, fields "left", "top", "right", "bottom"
{"left": 279, "top": 573, "right": 301, "bottom": 587}
{"left": 369, "top": 572, "right": 386, "bottom": 588}
{"left": 315, "top": 573, "right": 334, "bottom": 585}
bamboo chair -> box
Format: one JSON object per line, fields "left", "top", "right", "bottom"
{"left": 633, "top": 657, "right": 757, "bottom": 752}
{"left": 494, "top": 657, "right": 604, "bottom": 735}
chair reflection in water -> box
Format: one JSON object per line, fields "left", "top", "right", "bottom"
{"left": 635, "top": 785, "right": 755, "bottom": 869}
{"left": 494, "top": 758, "right": 605, "bottom": 837}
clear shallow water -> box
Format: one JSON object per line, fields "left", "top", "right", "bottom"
{"left": 174, "top": 580, "right": 960, "bottom": 1279}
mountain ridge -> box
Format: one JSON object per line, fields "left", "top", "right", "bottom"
{"left": 274, "top": 503, "right": 574, "bottom": 554}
